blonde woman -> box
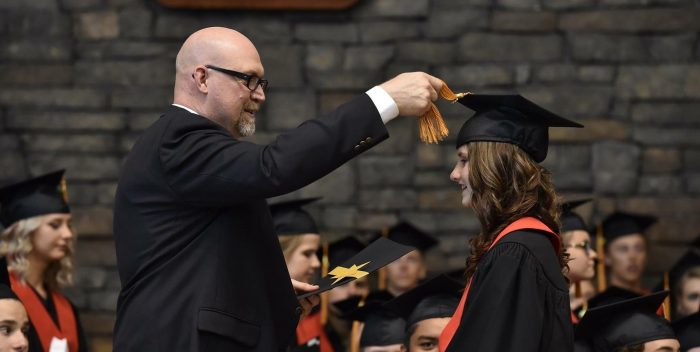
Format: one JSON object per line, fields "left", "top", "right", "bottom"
{"left": 0, "top": 171, "right": 86, "bottom": 352}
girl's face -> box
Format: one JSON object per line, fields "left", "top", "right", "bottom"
{"left": 285, "top": 234, "right": 321, "bottom": 283}
{"left": 30, "top": 214, "right": 73, "bottom": 264}
{"left": 450, "top": 145, "right": 473, "bottom": 208}
{"left": 565, "top": 230, "right": 597, "bottom": 282}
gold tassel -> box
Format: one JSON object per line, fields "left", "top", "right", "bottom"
{"left": 418, "top": 83, "right": 470, "bottom": 144}
{"left": 663, "top": 272, "right": 671, "bottom": 321}
{"left": 596, "top": 224, "right": 607, "bottom": 293}
{"left": 321, "top": 242, "right": 329, "bottom": 326}
{"left": 377, "top": 227, "right": 390, "bottom": 291}
{"left": 350, "top": 296, "right": 367, "bottom": 352}
{"left": 578, "top": 299, "right": 589, "bottom": 319}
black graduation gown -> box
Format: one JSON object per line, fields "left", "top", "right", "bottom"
{"left": 113, "top": 95, "right": 388, "bottom": 352}
{"left": 27, "top": 286, "right": 87, "bottom": 352}
{"left": 445, "top": 230, "right": 574, "bottom": 352}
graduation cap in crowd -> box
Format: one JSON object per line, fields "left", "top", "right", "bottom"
{"left": 586, "top": 286, "right": 642, "bottom": 310}
{"left": 375, "top": 221, "right": 438, "bottom": 253}
{"left": 269, "top": 197, "right": 321, "bottom": 236}
{"left": 384, "top": 274, "right": 462, "bottom": 329}
{"left": 0, "top": 170, "right": 70, "bottom": 228}
{"left": 654, "top": 239, "right": 700, "bottom": 319}
{"left": 561, "top": 198, "right": 592, "bottom": 233}
{"left": 672, "top": 311, "right": 700, "bottom": 351}
{"left": 0, "top": 257, "right": 18, "bottom": 301}
{"left": 455, "top": 94, "right": 583, "bottom": 163}
{"left": 335, "top": 290, "right": 395, "bottom": 318}
{"left": 298, "top": 237, "right": 415, "bottom": 299}
{"left": 339, "top": 291, "right": 403, "bottom": 349}
{"left": 576, "top": 291, "right": 676, "bottom": 352}
{"left": 601, "top": 211, "right": 657, "bottom": 245}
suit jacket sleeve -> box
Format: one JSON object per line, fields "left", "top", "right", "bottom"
{"left": 159, "top": 94, "right": 388, "bottom": 206}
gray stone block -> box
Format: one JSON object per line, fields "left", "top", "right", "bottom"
{"left": 639, "top": 175, "right": 683, "bottom": 195}
{"left": 559, "top": 9, "right": 700, "bottom": 32}
{"left": 358, "top": 156, "right": 414, "bottom": 186}
{"left": 308, "top": 70, "right": 381, "bottom": 90}
{"left": 633, "top": 127, "right": 700, "bottom": 146}
{"left": 74, "top": 267, "right": 108, "bottom": 289}
{"left": 126, "top": 113, "right": 160, "bottom": 131}
{"left": 27, "top": 155, "right": 121, "bottom": 181}
{"left": 0, "top": 0, "right": 57, "bottom": 9}
{"left": 154, "top": 14, "right": 201, "bottom": 39}
{"left": 578, "top": 66, "right": 615, "bottom": 83}
{"left": 264, "top": 90, "right": 317, "bottom": 130}
{"left": 75, "top": 11, "right": 120, "bottom": 40}
{"left": 69, "top": 183, "right": 118, "bottom": 206}
{"left": 111, "top": 88, "right": 172, "bottom": 109}
{"left": 295, "top": 23, "right": 359, "bottom": 43}
{"left": 0, "top": 89, "right": 107, "bottom": 108}
{"left": 359, "top": 21, "right": 420, "bottom": 43}
{"left": 75, "top": 239, "right": 117, "bottom": 266}
{"left": 497, "top": 0, "right": 541, "bottom": 10}
{"left": 433, "top": 0, "right": 491, "bottom": 7}
{"left": 418, "top": 190, "right": 462, "bottom": 210}
{"left": 642, "top": 148, "right": 681, "bottom": 174}
{"left": 344, "top": 45, "right": 394, "bottom": 70}
{"left": 436, "top": 65, "right": 513, "bottom": 87}
{"left": 75, "top": 60, "right": 173, "bottom": 86}
{"left": 592, "top": 141, "right": 641, "bottom": 194}
{"left": 542, "top": 0, "right": 593, "bottom": 9}
{"left": 649, "top": 34, "right": 695, "bottom": 62}
{"left": 518, "top": 85, "right": 612, "bottom": 118}
{"left": 0, "top": 39, "right": 72, "bottom": 61}
{"left": 426, "top": 9, "right": 489, "bottom": 38}
{"left": 416, "top": 144, "right": 444, "bottom": 169}
{"left": 458, "top": 33, "right": 562, "bottom": 62}
{"left": 20, "top": 134, "right": 118, "bottom": 152}
{"left": 365, "top": 118, "right": 415, "bottom": 155}
{"left": 685, "top": 174, "right": 700, "bottom": 194}
{"left": 569, "top": 34, "right": 645, "bottom": 62}
{"left": 119, "top": 6, "right": 152, "bottom": 39}
{"left": 322, "top": 206, "right": 357, "bottom": 229}
{"left": 59, "top": 0, "right": 102, "bottom": 10}
{"left": 0, "top": 64, "right": 73, "bottom": 86}
{"left": 353, "top": 0, "right": 429, "bottom": 18}
{"left": 298, "top": 164, "right": 356, "bottom": 204}
{"left": 355, "top": 212, "right": 398, "bottom": 230}
{"left": 258, "top": 45, "right": 304, "bottom": 88}
{"left": 397, "top": 41, "right": 454, "bottom": 65}
{"left": 88, "top": 290, "right": 119, "bottom": 312}
{"left": 542, "top": 144, "right": 591, "bottom": 170}
{"left": 491, "top": 12, "right": 557, "bottom": 32}
{"left": 617, "top": 65, "right": 700, "bottom": 99}
{"left": 5, "top": 10, "right": 71, "bottom": 37}
{"left": 6, "top": 111, "right": 125, "bottom": 131}
{"left": 632, "top": 102, "right": 700, "bottom": 126}
{"left": 305, "top": 45, "right": 343, "bottom": 72}
{"left": 415, "top": 171, "right": 452, "bottom": 187}
{"left": 77, "top": 41, "right": 175, "bottom": 60}
{"left": 359, "top": 188, "right": 417, "bottom": 211}
{"left": 0, "top": 152, "right": 27, "bottom": 183}
{"left": 684, "top": 150, "right": 700, "bottom": 172}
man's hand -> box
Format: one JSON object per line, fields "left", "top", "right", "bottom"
{"left": 292, "top": 279, "right": 320, "bottom": 317}
{"left": 379, "top": 72, "right": 444, "bottom": 117}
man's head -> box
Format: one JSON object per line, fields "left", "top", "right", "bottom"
{"left": 174, "top": 27, "right": 266, "bottom": 138}
{"left": 602, "top": 212, "right": 657, "bottom": 289}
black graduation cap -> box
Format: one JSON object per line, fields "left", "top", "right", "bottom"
{"left": 653, "top": 247, "right": 700, "bottom": 310}
{"left": 298, "top": 237, "right": 415, "bottom": 299}
{"left": 340, "top": 291, "right": 404, "bottom": 348}
{"left": 335, "top": 290, "right": 395, "bottom": 318}
{"left": 0, "top": 257, "right": 18, "bottom": 300}
{"left": 322, "top": 236, "right": 367, "bottom": 270}
{"left": 384, "top": 274, "right": 462, "bottom": 329}
{"left": 455, "top": 94, "right": 583, "bottom": 163}
{"left": 0, "top": 170, "right": 70, "bottom": 227}
{"left": 672, "top": 311, "right": 700, "bottom": 351}
{"left": 269, "top": 197, "right": 321, "bottom": 236}
{"left": 561, "top": 198, "right": 592, "bottom": 233}
{"left": 601, "top": 211, "right": 657, "bottom": 244}
{"left": 375, "top": 221, "right": 438, "bottom": 253}
{"left": 576, "top": 291, "right": 676, "bottom": 352}
{"left": 586, "top": 286, "right": 641, "bottom": 310}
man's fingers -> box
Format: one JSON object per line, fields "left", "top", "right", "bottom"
{"left": 426, "top": 74, "right": 444, "bottom": 94}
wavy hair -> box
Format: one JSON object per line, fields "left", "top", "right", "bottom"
{"left": 0, "top": 214, "right": 75, "bottom": 290}
{"left": 464, "top": 141, "right": 567, "bottom": 279}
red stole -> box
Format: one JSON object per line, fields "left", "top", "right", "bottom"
{"left": 296, "top": 312, "right": 334, "bottom": 352}
{"left": 10, "top": 273, "right": 79, "bottom": 352}
{"left": 439, "top": 217, "right": 561, "bottom": 352}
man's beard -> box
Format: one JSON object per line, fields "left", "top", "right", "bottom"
{"left": 236, "top": 114, "right": 256, "bottom": 137}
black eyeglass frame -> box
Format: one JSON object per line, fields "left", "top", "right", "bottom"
{"left": 205, "top": 64, "right": 269, "bottom": 92}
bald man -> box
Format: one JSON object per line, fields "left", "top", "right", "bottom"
{"left": 112, "top": 27, "right": 443, "bottom": 352}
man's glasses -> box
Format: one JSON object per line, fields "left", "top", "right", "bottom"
{"left": 205, "top": 65, "right": 269, "bottom": 92}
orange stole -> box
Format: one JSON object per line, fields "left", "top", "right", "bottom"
{"left": 9, "top": 274, "right": 79, "bottom": 352}
{"left": 439, "top": 217, "right": 561, "bottom": 352}
{"left": 296, "top": 312, "right": 334, "bottom": 352}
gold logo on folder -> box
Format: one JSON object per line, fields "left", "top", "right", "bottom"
{"left": 328, "top": 262, "right": 370, "bottom": 284}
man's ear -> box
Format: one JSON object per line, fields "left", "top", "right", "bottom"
{"left": 193, "top": 66, "right": 209, "bottom": 93}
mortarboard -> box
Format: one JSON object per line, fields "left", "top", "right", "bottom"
{"left": 340, "top": 291, "right": 404, "bottom": 348}
{"left": 0, "top": 257, "right": 18, "bottom": 300}
{"left": 269, "top": 197, "right": 321, "bottom": 236}
{"left": 672, "top": 311, "right": 700, "bottom": 351}
{"left": 561, "top": 199, "right": 592, "bottom": 233}
{"left": 576, "top": 291, "right": 676, "bottom": 352}
{"left": 455, "top": 94, "right": 583, "bottom": 163}
{"left": 384, "top": 274, "right": 461, "bottom": 329}
{"left": 586, "top": 286, "right": 641, "bottom": 310}
{"left": 0, "top": 170, "right": 70, "bottom": 228}
{"left": 601, "top": 211, "right": 657, "bottom": 245}
{"left": 322, "top": 236, "right": 367, "bottom": 270}
{"left": 374, "top": 221, "right": 438, "bottom": 253}
{"left": 653, "top": 243, "right": 700, "bottom": 318}
{"left": 299, "top": 237, "right": 415, "bottom": 299}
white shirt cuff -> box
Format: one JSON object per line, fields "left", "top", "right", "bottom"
{"left": 365, "top": 86, "right": 399, "bottom": 124}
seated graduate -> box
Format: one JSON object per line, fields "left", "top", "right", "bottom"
{"left": 0, "top": 171, "right": 86, "bottom": 352}
{"left": 0, "top": 257, "right": 29, "bottom": 352}
{"left": 600, "top": 212, "right": 657, "bottom": 295}
{"left": 658, "top": 236, "right": 700, "bottom": 320}
{"left": 576, "top": 291, "right": 679, "bottom": 352}
{"left": 440, "top": 95, "right": 580, "bottom": 352}
{"left": 339, "top": 291, "right": 404, "bottom": 352}
{"left": 376, "top": 222, "right": 438, "bottom": 297}
{"left": 385, "top": 275, "right": 461, "bottom": 352}
{"left": 672, "top": 311, "right": 700, "bottom": 352}
{"left": 561, "top": 199, "right": 598, "bottom": 323}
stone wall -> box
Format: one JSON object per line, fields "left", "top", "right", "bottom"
{"left": 1, "top": 0, "right": 699, "bottom": 349}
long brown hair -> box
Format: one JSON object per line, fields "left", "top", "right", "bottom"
{"left": 463, "top": 141, "right": 567, "bottom": 279}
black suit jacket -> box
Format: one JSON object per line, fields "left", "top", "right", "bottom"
{"left": 112, "top": 94, "right": 388, "bottom": 351}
